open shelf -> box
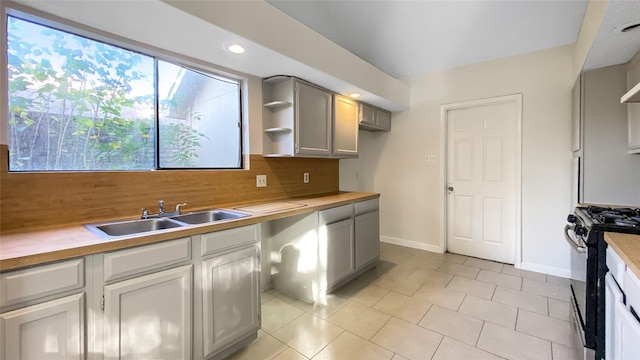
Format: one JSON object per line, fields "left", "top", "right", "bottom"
{"left": 263, "top": 101, "right": 292, "bottom": 109}
{"left": 263, "top": 154, "right": 294, "bottom": 158}
{"left": 264, "top": 127, "right": 292, "bottom": 134}
{"left": 621, "top": 82, "right": 640, "bottom": 103}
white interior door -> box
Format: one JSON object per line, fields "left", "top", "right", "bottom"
{"left": 446, "top": 96, "right": 520, "bottom": 264}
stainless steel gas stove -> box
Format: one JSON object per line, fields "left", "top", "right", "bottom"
{"left": 565, "top": 206, "right": 640, "bottom": 359}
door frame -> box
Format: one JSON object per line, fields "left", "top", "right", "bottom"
{"left": 439, "top": 93, "right": 523, "bottom": 266}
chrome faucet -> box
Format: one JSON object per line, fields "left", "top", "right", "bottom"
{"left": 141, "top": 200, "right": 187, "bottom": 219}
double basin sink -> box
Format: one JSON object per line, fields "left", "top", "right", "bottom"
{"left": 86, "top": 209, "right": 250, "bottom": 238}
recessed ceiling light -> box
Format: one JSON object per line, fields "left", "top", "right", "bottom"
{"left": 227, "top": 44, "right": 245, "bottom": 54}
{"left": 349, "top": 93, "right": 361, "bottom": 99}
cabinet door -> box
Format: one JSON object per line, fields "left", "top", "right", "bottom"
{"left": 375, "top": 108, "right": 392, "bottom": 131}
{"left": 333, "top": 95, "right": 358, "bottom": 157}
{"left": 295, "top": 81, "right": 332, "bottom": 156}
{"left": 359, "top": 103, "right": 376, "bottom": 127}
{"left": 605, "top": 273, "right": 623, "bottom": 360}
{"left": 1, "top": 293, "right": 84, "bottom": 360}
{"left": 571, "top": 76, "right": 581, "bottom": 152}
{"left": 104, "top": 265, "right": 192, "bottom": 360}
{"left": 355, "top": 211, "right": 380, "bottom": 270}
{"left": 324, "top": 218, "right": 354, "bottom": 288}
{"left": 616, "top": 298, "right": 640, "bottom": 359}
{"left": 202, "top": 247, "right": 259, "bottom": 358}
{"left": 629, "top": 103, "right": 640, "bottom": 153}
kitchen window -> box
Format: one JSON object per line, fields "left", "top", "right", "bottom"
{"left": 6, "top": 15, "right": 242, "bottom": 171}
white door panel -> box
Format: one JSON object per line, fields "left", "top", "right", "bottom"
{"left": 1, "top": 293, "right": 84, "bottom": 360}
{"left": 103, "top": 265, "right": 192, "bottom": 360}
{"left": 446, "top": 99, "right": 518, "bottom": 263}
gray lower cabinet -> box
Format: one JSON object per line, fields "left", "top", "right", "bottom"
{"left": 0, "top": 258, "right": 86, "bottom": 360}
{"left": 355, "top": 210, "right": 380, "bottom": 270}
{"left": 319, "top": 204, "right": 355, "bottom": 293}
{"left": 270, "top": 200, "right": 380, "bottom": 302}
{"left": 325, "top": 218, "right": 355, "bottom": 289}
{"left": 202, "top": 246, "right": 259, "bottom": 359}
{"left": 0, "top": 293, "right": 85, "bottom": 360}
{"left": 103, "top": 265, "right": 193, "bottom": 360}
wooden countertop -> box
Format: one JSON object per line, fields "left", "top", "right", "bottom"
{"left": 605, "top": 232, "right": 640, "bottom": 279}
{"left": 0, "top": 192, "right": 379, "bottom": 271}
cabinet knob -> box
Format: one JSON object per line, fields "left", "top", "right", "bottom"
{"left": 447, "top": 186, "right": 454, "bottom": 192}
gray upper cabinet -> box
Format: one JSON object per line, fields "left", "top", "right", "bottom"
{"left": 359, "top": 103, "right": 392, "bottom": 132}
{"left": 359, "top": 103, "right": 376, "bottom": 128}
{"left": 333, "top": 95, "right": 359, "bottom": 158}
{"left": 295, "top": 81, "right": 333, "bottom": 156}
{"left": 262, "top": 76, "right": 333, "bottom": 158}
{"left": 571, "top": 76, "right": 582, "bottom": 153}
{"left": 623, "top": 54, "right": 640, "bottom": 154}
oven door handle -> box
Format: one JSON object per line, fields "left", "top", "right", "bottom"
{"left": 564, "top": 224, "right": 587, "bottom": 253}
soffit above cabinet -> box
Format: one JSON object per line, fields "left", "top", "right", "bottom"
{"left": 12, "top": 0, "right": 409, "bottom": 112}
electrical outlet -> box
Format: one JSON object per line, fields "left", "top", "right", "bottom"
{"left": 425, "top": 154, "right": 437, "bottom": 162}
{"left": 256, "top": 175, "right": 267, "bottom": 187}
{"left": 304, "top": 172, "right": 309, "bottom": 183}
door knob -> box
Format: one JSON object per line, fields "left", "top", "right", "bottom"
{"left": 448, "top": 186, "right": 454, "bottom": 192}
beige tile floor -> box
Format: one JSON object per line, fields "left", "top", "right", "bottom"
{"left": 228, "top": 243, "right": 579, "bottom": 360}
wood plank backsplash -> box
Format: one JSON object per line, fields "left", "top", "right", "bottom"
{"left": 0, "top": 144, "right": 339, "bottom": 233}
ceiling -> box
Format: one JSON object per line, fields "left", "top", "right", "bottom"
{"left": 268, "top": 0, "right": 591, "bottom": 78}
{"left": 153, "top": 0, "right": 640, "bottom": 111}
{"left": 584, "top": 0, "right": 640, "bottom": 71}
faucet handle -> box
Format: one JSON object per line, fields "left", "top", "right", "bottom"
{"left": 141, "top": 208, "right": 149, "bottom": 219}
{"left": 175, "top": 203, "right": 187, "bottom": 215}
{"left": 158, "top": 200, "right": 165, "bottom": 213}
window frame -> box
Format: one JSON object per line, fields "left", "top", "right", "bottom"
{"left": 3, "top": 5, "right": 245, "bottom": 173}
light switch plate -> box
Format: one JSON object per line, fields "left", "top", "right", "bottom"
{"left": 256, "top": 175, "right": 267, "bottom": 187}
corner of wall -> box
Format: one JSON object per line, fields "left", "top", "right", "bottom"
{"left": 572, "top": 0, "right": 609, "bottom": 80}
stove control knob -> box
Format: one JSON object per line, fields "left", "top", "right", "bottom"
{"left": 567, "top": 214, "right": 577, "bottom": 223}
{"left": 575, "top": 225, "right": 586, "bottom": 236}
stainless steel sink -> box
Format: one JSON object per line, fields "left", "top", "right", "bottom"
{"left": 86, "top": 218, "right": 185, "bottom": 238}
{"left": 85, "top": 209, "right": 250, "bottom": 239}
{"left": 170, "top": 209, "right": 249, "bottom": 225}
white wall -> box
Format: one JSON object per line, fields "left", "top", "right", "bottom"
{"left": 341, "top": 45, "right": 576, "bottom": 277}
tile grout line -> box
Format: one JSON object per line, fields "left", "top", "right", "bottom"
{"left": 428, "top": 334, "right": 446, "bottom": 360}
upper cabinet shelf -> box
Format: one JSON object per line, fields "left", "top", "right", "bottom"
{"left": 621, "top": 82, "right": 640, "bottom": 103}
{"left": 264, "top": 101, "right": 292, "bottom": 109}
{"left": 263, "top": 127, "right": 291, "bottom": 133}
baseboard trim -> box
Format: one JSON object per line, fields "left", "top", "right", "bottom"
{"left": 519, "top": 261, "right": 572, "bottom": 279}
{"left": 381, "top": 235, "right": 442, "bottom": 253}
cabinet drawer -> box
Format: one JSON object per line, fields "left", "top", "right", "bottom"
{"left": 319, "top": 204, "right": 353, "bottom": 224}
{"left": 104, "top": 237, "right": 191, "bottom": 282}
{"left": 355, "top": 199, "right": 379, "bottom": 215}
{"left": 607, "top": 247, "right": 626, "bottom": 289}
{"left": 1, "top": 258, "right": 84, "bottom": 308}
{"left": 201, "top": 225, "right": 258, "bottom": 257}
